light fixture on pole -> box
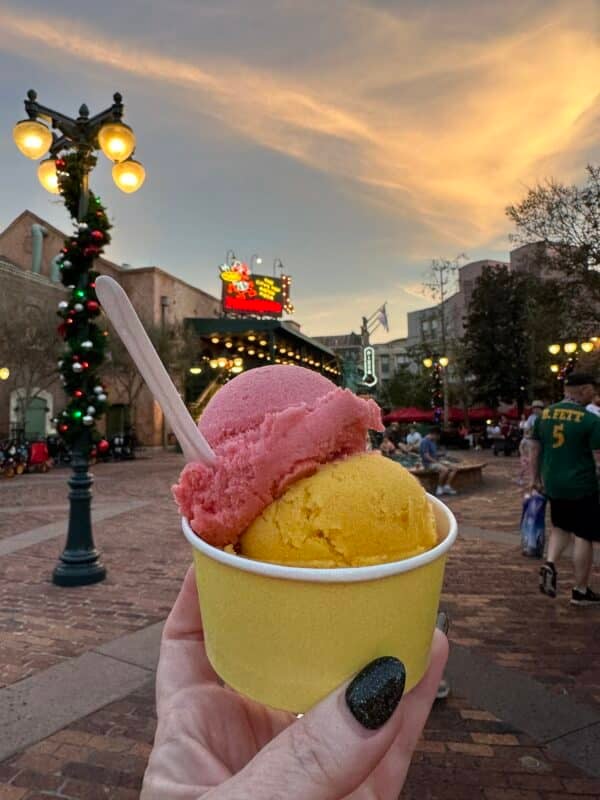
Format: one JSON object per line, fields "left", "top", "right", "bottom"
{"left": 37, "top": 158, "right": 60, "bottom": 193}
{"left": 112, "top": 158, "right": 146, "bottom": 193}
{"left": 273, "top": 257, "right": 284, "bottom": 276}
{"left": 13, "top": 89, "right": 145, "bottom": 587}
{"left": 423, "top": 354, "right": 449, "bottom": 424}
{"left": 250, "top": 254, "right": 263, "bottom": 270}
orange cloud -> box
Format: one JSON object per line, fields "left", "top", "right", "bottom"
{"left": 2, "top": 1, "right": 598, "bottom": 261}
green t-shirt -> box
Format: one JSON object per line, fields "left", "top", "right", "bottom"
{"left": 533, "top": 400, "right": 600, "bottom": 499}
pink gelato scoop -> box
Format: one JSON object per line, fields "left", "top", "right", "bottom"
{"left": 173, "top": 365, "right": 383, "bottom": 548}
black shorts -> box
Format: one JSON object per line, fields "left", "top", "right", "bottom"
{"left": 549, "top": 494, "right": 600, "bottom": 542}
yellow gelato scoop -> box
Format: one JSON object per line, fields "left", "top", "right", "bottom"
{"left": 239, "top": 452, "right": 437, "bottom": 568}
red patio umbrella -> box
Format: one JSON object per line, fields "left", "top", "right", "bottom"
{"left": 467, "top": 406, "right": 498, "bottom": 421}
{"left": 382, "top": 406, "right": 433, "bottom": 424}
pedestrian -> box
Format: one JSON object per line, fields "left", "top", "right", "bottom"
{"left": 406, "top": 424, "right": 422, "bottom": 451}
{"left": 525, "top": 400, "right": 544, "bottom": 433}
{"left": 586, "top": 390, "right": 600, "bottom": 417}
{"left": 387, "top": 422, "right": 403, "bottom": 448}
{"left": 420, "top": 427, "right": 458, "bottom": 497}
{"left": 532, "top": 373, "right": 600, "bottom": 605}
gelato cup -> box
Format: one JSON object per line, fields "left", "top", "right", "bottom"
{"left": 182, "top": 493, "right": 456, "bottom": 713}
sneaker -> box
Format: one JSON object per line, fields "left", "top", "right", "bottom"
{"left": 436, "top": 486, "right": 444, "bottom": 497}
{"left": 539, "top": 563, "right": 557, "bottom": 597}
{"left": 570, "top": 588, "right": 600, "bottom": 606}
{"left": 443, "top": 486, "right": 457, "bottom": 496}
{"left": 436, "top": 678, "right": 450, "bottom": 700}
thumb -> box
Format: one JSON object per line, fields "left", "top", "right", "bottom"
{"left": 213, "top": 630, "right": 448, "bottom": 800}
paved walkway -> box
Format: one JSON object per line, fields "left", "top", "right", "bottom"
{"left": 0, "top": 450, "right": 599, "bottom": 799}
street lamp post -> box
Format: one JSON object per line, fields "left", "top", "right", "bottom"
{"left": 548, "top": 339, "right": 597, "bottom": 398}
{"left": 273, "top": 257, "right": 284, "bottom": 277}
{"left": 423, "top": 355, "right": 449, "bottom": 425}
{"left": 13, "top": 90, "right": 145, "bottom": 586}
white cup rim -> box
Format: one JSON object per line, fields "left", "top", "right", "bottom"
{"left": 181, "top": 493, "right": 457, "bottom": 584}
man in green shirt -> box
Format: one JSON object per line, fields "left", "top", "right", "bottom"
{"left": 531, "top": 372, "right": 600, "bottom": 606}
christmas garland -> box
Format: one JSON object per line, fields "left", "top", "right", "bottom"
{"left": 55, "top": 150, "right": 112, "bottom": 450}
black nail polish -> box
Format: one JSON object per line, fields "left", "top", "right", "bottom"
{"left": 345, "top": 656, "right": 406, "bottom": 730}
{"left": 436, "top": 611, "right": 449, "bottom": 636}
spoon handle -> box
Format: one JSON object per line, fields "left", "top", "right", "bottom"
{"left": 96, "top": 275, "right": 216, "bottom": 466}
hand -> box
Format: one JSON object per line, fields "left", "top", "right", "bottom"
{"left": 142, "top": 566, "right": 448, "bottom": 799}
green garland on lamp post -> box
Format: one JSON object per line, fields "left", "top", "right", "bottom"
{"left": 13, "top": 90, "right": 146, "bottom": 586}
{"left": 53, "top": 151, "right": 111, "bottom": 586}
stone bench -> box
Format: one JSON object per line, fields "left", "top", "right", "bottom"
{"left": 409, "top": 462, "right": 486, "bottom": 493}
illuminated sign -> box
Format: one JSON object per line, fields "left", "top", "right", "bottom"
{"left": 362, "top": 346, "right": 377, "bottom": 387}
{"left": 220, "top": 260, "right": 293, "bottom": 317}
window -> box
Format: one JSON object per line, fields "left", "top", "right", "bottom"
{"left": 380, "top": 355, "right": 390, "bottom": 375}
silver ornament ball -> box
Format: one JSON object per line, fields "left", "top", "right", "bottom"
{"left": 86, "top": 406, "right": 96, "bottom": 415}
{"left": 74, "top": 303, "right": 84, "bottom": 312}
{"left": 93, "top": 385, "right": 103, "bottom": 394}
{"left": 81, "top": 340, "right": 93, "bottom": 350}
{"left": 78, "top": 222, "right": 88, "bottom": 230}
{"left": 58, "top": 300, "right": 68, "bottom": 311}
{"left": 72, "top": 362, "right": 83, "bottom": 373}
{"left": 97, "top": 393, "right": 107, "bottom": 402}
{"left": 82, "top": 415, "right": 94, "bottom": 426}
{"left": 63, "top": 260, "right": 72, "bottom": 267}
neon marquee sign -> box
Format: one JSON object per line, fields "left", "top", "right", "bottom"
{"left": 220, "top": 260, "right": 293, "bottom": 317}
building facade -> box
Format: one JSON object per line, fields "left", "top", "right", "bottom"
{"left": 0, "top": 210, "right": 220, "bottom": 445}
{"left": 406, "top": 258, "right": 510, "bottom": 349}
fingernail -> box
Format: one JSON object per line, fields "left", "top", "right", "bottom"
{"left": 436, "top": 611, "right": 449, "bottom": 636}
{"left": 345, "top": 656, "right": 406, "bottom": 730}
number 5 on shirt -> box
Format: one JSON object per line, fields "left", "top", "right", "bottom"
{"left": 552, "top": 423, "right": 565, "bottom": 449}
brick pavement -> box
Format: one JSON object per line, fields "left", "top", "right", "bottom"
{"left": 1, "top": 449, "right": 599, "bottom": 798}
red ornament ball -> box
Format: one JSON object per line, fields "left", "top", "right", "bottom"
{"left": 98, "top": 438, "right": 110, "bottom": 454}
{"left": 86, "top": 300, "right": 100, "bottom": 313}
{"left": 83, "top": 246, "right": 100, "bottom": 258}
{"left": 74, "top": 389, "right": 83, "bottom": 398}
{"left": 90, "top": 230, "right": 104, "bottom": 242}
{"left": 59, "top": 424, "right": 68, "bottom": 433}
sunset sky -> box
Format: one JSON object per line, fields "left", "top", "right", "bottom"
{"left": 0, "top": 0, "right": 598, "bottom": 340}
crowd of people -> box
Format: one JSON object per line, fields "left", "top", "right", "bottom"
{"left": 376, "top": 375, "right": 600, "bottom": 607}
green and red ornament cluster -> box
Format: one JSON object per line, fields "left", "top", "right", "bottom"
{"left": 55, "top": 151, "right": 112, "bottom": 449}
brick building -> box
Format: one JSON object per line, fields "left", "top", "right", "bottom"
{"left": 0, "top": 210, "right": 220, "bottom": 445}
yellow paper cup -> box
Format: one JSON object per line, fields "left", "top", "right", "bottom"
{"left": 182, "top": 494, "right": 456, "bottom": 712}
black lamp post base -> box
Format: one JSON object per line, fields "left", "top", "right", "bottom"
{"left": 52, "top": 552, "right": 106, "bottom": 587}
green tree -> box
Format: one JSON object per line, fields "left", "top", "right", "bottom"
{"left": 103, "top": 321, "right": 200, "bottom": 426}
{"left": 463, "top": 266, "right": 531, "bottom": 407}
{"left": 386, "top": 365, "right": 432, "bottom": 409}
{"left": 506, "top": 165, "right": 600, "bottom": 329}
{"left": 0, "top": 303, "right": 61, "bottom": 435}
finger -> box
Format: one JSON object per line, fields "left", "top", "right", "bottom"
{"left": 157, "top": 566, "right": 220, "bottom": 715}
{"left": 218, "top": 632, "right": 448, "bottom": 800}
{"left": 360, "top": 630, "right": 448, "bottom": 798}
{"left": 163, "top": 564, "right": 203, "bottom": 641}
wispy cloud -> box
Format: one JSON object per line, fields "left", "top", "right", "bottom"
{"left": 1, "top": 0, "right": 598, "bottom": 260}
